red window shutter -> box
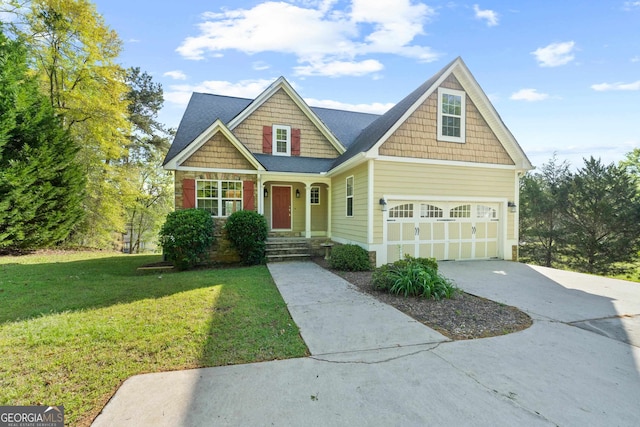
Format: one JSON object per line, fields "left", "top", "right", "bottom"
{"left": 291, "top": 128, "right": 301, "bottom": 156}
{"left": 243, "top": 180, "right": 255, "bottom": 211}
{"left": 182, "top": 179, "right": 196, "bottom": 208}
{"left": 262, "top": 126, "right": 272, "bottom": 153}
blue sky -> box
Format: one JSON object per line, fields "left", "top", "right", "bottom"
{"left": 93, "top": 0, "right": 640, "bottom": 169}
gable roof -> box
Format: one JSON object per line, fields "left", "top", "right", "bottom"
{"left": 164, "top": 58, "right": 532, "bottom": 172}
{"left": 332, "top": 57, "right": 532, "bottom": 171}
{"left": 164, "top": 94, "right": 251, "bottom": 165}
{"left": 163, "top": 92, "right": 379, "bottom": 167}
{"left": 332, "top": 58, "right": 456, "bottom": 168}
{"left": 227, "top": 77, "right": 347, "bottom": 155}
{"left": 164, "top": 118, "right": 264, "bottom": 171}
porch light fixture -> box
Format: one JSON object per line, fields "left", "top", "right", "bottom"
{"left": 296, "top": 189, "right": 300, "bottom": 198}
{"left": 508, "top": 201, "right": 517, "bottom": 213}
{"left": 379, "top": 198, "right": 387, "bottom": 212}
{"left": 264, "top": 188, "right": 268, "bottom": 198}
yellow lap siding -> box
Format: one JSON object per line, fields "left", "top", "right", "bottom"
{"left": 331, "top": 163, "right": 369, "bottom": 244}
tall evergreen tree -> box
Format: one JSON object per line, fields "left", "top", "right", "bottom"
{"left": 0, "top": 27, "right": 85, "bottom": 250}
{"left": 5, "top": 0, "right": 132, "bottom": 248}
{"left": 562, "top": 157, "right": 640, "bottom": 274}
{"left": 519, "top": 154, "right": 570, "bottom": 267}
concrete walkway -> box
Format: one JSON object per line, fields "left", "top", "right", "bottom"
{"left": 93, "top": 261, "right": 640, "bottom": 426}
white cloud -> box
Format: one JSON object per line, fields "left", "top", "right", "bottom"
{"left": 252, "top": 61, "right": 271, "bottom": 71}
{"left": 164, "top": 79, "right": 275, "bottom": 107}
{"left": 590, "top": 80, "right": 640, "bottom": 91}
{"left": 623, "top": 1, "right": 640, "bottom": 10}
{"left": 163, "top": 77, "right": 393, "bottom": 114}
{"left": 631, "top": 56, "right": 640, "bottom": 63}
{"left": 510, "top": 88, "right": 550, "bottom": 101}
{"left": 473, "top": 4, "right": 499, "bottom": 26}
{"left": 176, "top": 0, "right": 439, "bottom": 77}
{"left": 531, "top": 41, "right": 576, "bottom": 67}
{"left": 304, "top": 97, "right": 393, "bottom": 114}
{"left": 163, "top": 70, "right": 188, "bottom": 80}
{"left": 294, "top": 59, "right": 384, "bottom": 77}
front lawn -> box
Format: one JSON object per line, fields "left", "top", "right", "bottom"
{"left": 0, "top": 252, "right": 308, "bottom": 426}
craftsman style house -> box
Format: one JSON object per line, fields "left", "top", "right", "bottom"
{"left": 163, "top": 57, "right": 533, "bottom": 266}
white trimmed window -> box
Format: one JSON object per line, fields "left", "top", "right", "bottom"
{"left": 437, "top": 87, "right": 465, "bottom": 143}
{"left": 272, "top": 125, "right": 291, "bottom": 156}
{"left": 346, "top": 176, "right": 354, "bottom": 217}
{"left": 310, "top": 186, "right": 320, "bottom": 205}
{"left": 196, "top": 180, "right": 242, "bottom": 217}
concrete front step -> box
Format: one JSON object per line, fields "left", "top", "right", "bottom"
{"left": 266, "top": 238, "right": 311, "bottom": 262}
{"left": 266, "top": 253, "right": 312, "bottom": 262}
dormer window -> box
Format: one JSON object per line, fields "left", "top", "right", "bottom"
{"left": 437, "top": 87, "right": 465, "bottom": 143}
{"left": 273, "top": 125, "right": 291, "bottom": 156}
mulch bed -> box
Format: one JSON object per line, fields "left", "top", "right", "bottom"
{"left": 313, "top": 257, "right": 532, "bottom": 340}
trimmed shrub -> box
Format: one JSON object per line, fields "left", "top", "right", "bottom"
{"left": 373, "top": 255, "right": 456, "bottom": 300}
{"left": 224, "top": 210, "right": 268, "bottom": 265}
{"left": 159, "top": 209, "right": 215, "bottom": 271}
{"left": 329, "top": 244, "right": 371, "bottom": 271}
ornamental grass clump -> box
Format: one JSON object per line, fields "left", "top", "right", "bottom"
{"left": 373, "top": 255, "right": 457, "bottom": 300}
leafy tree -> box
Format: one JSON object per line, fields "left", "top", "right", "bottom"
{"left": 519, "top": 154, "right": 570, "bottom": 267}
{"left": 561, "top": 157, "right": 640, "bottom": 274}
{"left": 121, "top": 67, "right": 173, "bottom": 253}
{"left": 0, "top": 27, "right": 85, "bottom": 250}
{"left": 620, "top": 148, "right": 640, "bottom": 183}
{"left": 5, "top": 0, "right": 132, "bottom": 248}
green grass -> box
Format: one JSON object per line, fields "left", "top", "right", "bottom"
{"left": 611, "top": 262, "right": 640, "bottom": 283}
{"left": 0, "top": 252, "right": 308, "bottom": 426}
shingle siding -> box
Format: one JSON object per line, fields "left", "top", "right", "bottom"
{"left": 182, "top": 132, "right": 255, "bottom": 170}
{"left": 233, "top": 89, "right": 340, "bottom": 159}
{"left": 379, "top": 75, "right": 514, "bottom": 165}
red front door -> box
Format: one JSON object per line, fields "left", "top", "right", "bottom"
{"left": 272, "top": 186, "right": 291, "bottom": 229}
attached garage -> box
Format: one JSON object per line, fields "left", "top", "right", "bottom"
{"left": 384, "top": 200, "right": 502, "bottom": 263}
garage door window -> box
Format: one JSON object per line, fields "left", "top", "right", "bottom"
{"left": 420, "top": 204, "right": 443, "bottom": 218}
{"left": 477, "top": 205, "right": 497, "bottom": 219}
{"left": 450, "top": 204, "right": 471, "bottom": 218}
{"left": 389, "top": 203, "right": 413, "bottom": 218}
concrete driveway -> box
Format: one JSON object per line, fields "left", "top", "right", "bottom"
{"left": 93, "top": 261, "right": 640, "bottom": 426}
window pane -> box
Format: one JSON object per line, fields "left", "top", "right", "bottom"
{"left": 277, "top": 140, "right": 287, "bottom": 153}
{"left": 197, "top": 181, "right": 217, "bottom": 198}
{"left": 310, "top": 187, "right": 320, "bottom": 204}
{"left": 347, "top": 198, "right": 353, "bottom": 216}
{"left": 442, "top": 94, "right": 462, "bottom": 116}
{"left": 420, "top": 204, "right": 443, "bottom": 218}
{"left": 442, "top": 116, "right": 461, "bottom": 137}
{"left": 222, "top": 200, "right": 241, "bottom": 216}
{"left": 450, "top": 204, "right": 471, "bottom": 218}
{"left": 346, "top": 177, "right": 353, "bottom": 196}
{"left": 389, "top": 203, "right": 414, "bottom": 218}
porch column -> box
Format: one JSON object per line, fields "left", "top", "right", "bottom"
{"left": 305, "top": 183, "right": 311, "bottom": 238}
{"left": 327, "top": 183, "right": 332, "bottom": 238}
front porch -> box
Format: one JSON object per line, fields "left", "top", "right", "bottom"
{"left": 260, "top": 178, "right": 331, "bottom": 238}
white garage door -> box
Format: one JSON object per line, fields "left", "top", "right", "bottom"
{"left": 385, "top": 201, "right": 500, "bottom": 263}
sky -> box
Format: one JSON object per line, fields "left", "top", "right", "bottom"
{"left": 92, "top": 0, "right": 640, "bottom": 170}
